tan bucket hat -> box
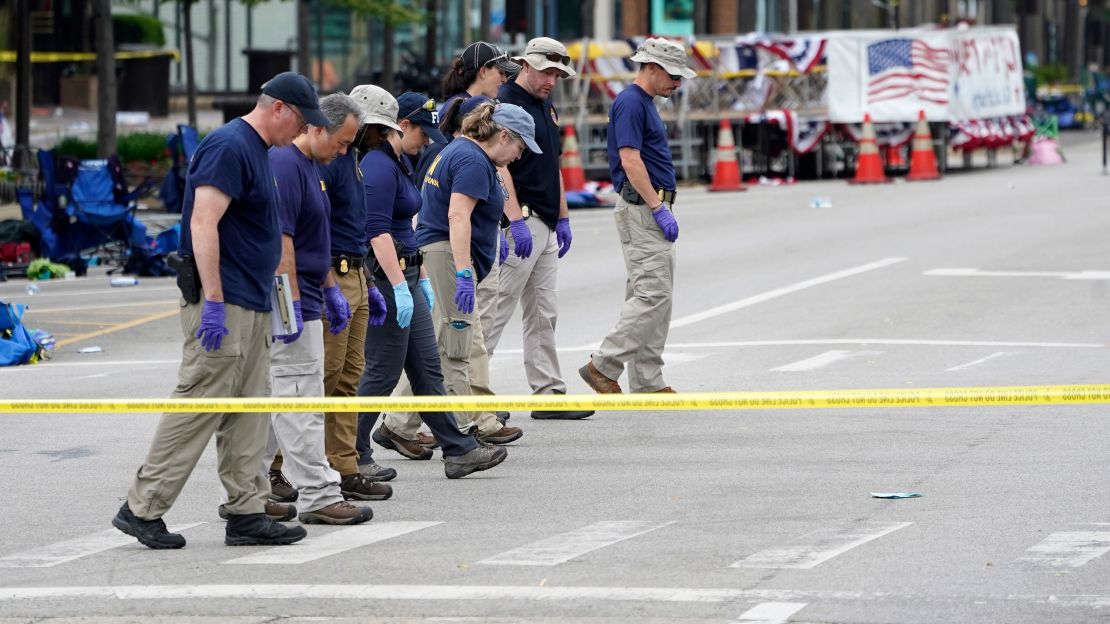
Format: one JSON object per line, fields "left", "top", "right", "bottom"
{"left": 513, "top": 37, "right": 577, "bottom": 77}
{"left": 348, "top": 85, "right": 403, "bottom": 132}
{"left": 629, "top": 38, "right": 696, "bottom": 79}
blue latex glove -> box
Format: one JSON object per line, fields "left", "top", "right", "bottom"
{"left": 652, "top": 202, "right": 679, "bottom": 242}
{"left": 499, "top": 230, "right": 509, "bottom": 265}
{"left": 195, "top": 300, "right": 229, "bottom": 351}
{"left": 555, "top": 217, "right": 572, "bottom": 258}
{"left": 367, "top": 286, "right": 387, "bottom": 327}
{"left": 392, "top": 282, "right": 414, "bottom": 329}
{"left": 279, "top": 300, "right": 304, "bottom": 344}
{"left": 509, "top": 218, "right": 532, "bottom": 258}
{"left": 418, "top": 277, "right": 435, "bottom": 312}
{"left": 454, "top": 274, "right": 475, "bottom": 314}
{"left": 323, "top": 285, "right": 351, "bottom": 335}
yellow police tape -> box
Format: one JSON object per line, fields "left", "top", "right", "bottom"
{"left": 0, "top": 50, "right": 180, "bottom": 63}
{"left": 3, "top": 385, "right": 1110, "bottom": 413}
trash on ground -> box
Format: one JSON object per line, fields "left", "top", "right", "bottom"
{"left": 871, "top": 492, "right": 922, "bottom": 499}
{"left": 810, "top": 197, "right": 833, "bottom": 209}
{"left": 109, "top": 277, "right": 139, "bottom": 287}
{"left": 77, "top": 346, "right": 103, "bottom": 354}
{"left": 24, "top": 284, "right": 38, "bottom": 295}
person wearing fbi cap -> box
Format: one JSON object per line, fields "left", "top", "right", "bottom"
{"left": 484, "top": 37, "right": 593, "bottom": 420}
{"left": 579, "top": 38, "right": 695, "bottom": 396}
{"left": 112, "top": 71, "right": 327, "bottom": 549}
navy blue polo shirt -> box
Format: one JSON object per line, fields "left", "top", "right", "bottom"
{"left": 415, "top": 138, "right": 504, "bottom": 282}
{"left": 271, "top": 144, "right": 331, "bottom": 322}
{"left": 180, "top": 118, "right": 281, "bottom": 312}
{"left": 607, "top": 84, "right": 677, "bottom": 194}
{"left": 363, "top": 144, "right": 422, "bottom": 256}
{"left": 318, "top": 149, "right": 368, "bottom": 258}
{"left": 498, "top": 80, "right": 562, "bottom": 229}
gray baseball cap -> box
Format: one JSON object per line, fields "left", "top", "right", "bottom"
{"left": 492, "top": 103, "right": 542, "bottom": 154}
{"left": 630, "top": 38, "right": 696, "bottom": 79}
{"left": 348, "top": 85, "right": 403, "bottom": 133}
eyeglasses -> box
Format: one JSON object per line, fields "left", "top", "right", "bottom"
{"left": 285, "top": 102, "right": 309, "bottom": 131}
{"left": 538, "top": 51, "right": 571, "bottom": 66}
{"left": 495, "top": 171, "right": 510, "bottom": 200}
{"left": 401, "top": 98, "right": 436, "bottom": 122}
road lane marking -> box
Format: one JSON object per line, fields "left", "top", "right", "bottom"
{"left": 478, "top": 521, "right": 674, "bottom": 566}
{"left": 510, "top": 338, "right": 1103, "bottom": 355}
{"left": 735, "top": 602, "right": 808, "bottom": 623}
{"left": 1018, "top": 530, "right": 1110, "bottom": 568}
{"left": 54, "top": 309, "right": 179, "bottom": 348}
{"left": 25, "top": 300, "right": 179, "bottom": 313}
{"left": 924, "top": 268, "right": 1110, "bottom": 280}
{"left": 771, "top": 350, "right": 881, "bottom": 372}
{"left": 0, "top": 523, "right": 204, "bottom": 568}
{"left": 947, "top": 352, "right": 1014, "bottom": 371}
{"left": 668, "top": 257, "right": 907, "bottom": 330}
{"left": 222, "top": 521, "right": 441, "bottom": 565}
{"left": 731, "top": 521, "right": 912, "bottom": 569}
{"left": 0, "top": 286, "right": 179, "bottom": 299}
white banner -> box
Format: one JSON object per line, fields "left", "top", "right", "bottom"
{"left": 827, "top": 27, "right": 1024, "bottom": 123}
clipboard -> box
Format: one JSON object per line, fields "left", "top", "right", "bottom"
{"left": 270, "top": 273, "right": 296, "bottom": 337}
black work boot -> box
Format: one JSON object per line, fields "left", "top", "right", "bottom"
{"left": 111, "top": 502, "right": 186, "bottom": 550}
{"left": 225, "top": 512, "right": 307, "bottom": 546}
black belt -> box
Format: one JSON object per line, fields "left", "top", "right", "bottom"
{"left": 370, "top": 251, "right": 423, "bottom": 280}
{"left": 332, "top": 254, "right": 365, "bottom": 275}
{"left": 620, "top": 182, "right": 677, "bottom": 206}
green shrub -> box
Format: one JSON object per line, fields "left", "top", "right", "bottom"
{"left": 52, "top": 132, "right": 170, "bottom": 163}
{"left": 52, "top": 136, "right": 97, "bottom": 160}
{"left": 113, "top": 14, "right": 166, "bottom": 47}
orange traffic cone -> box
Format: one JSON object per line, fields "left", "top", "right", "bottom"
{"left": 560, "top": 125, "right": 587, "bottom": 192}
{"left": 849, "top": 114, "right": 891, "bottom": 185}
{"left": 907, "top": 110, "right": 941, "bottom": 181}
{"left": 708, "top": 119, "right": 746, "bottom": 192}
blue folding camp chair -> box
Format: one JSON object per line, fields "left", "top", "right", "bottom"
{"left": 159, "top": 124, "right": 199, "bottom": 213}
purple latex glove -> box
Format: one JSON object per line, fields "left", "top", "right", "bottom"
{"left": 367, "top": 286, "right": 387, "bottom": 327}
{"left": 195, "top": 300, "right": 229, "bottom": 351}
{"left": 279, "top": 300, "right": 304, "bottom": 344}
{"left": 509, "top": 218, "right": 532, "bottom": 258}
{"left": 652, "top": 202, "right": 679, "bottom": 242}
{"left": 499, "top": 230, "right": 509, "bottom": 265}
{"left": 454, "top": 274, "right": 475, "bottom": 314}
{"left": 555, "top": 217, "right": 572, "bottom": 258}
{"left": 323, "top": 285, "right": 351, "bottom": 335}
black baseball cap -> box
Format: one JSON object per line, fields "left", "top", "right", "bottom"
{"left": 397, "top": 92, "right": 447, "bottom": 144}
{"left": 260, "top": 72, "right": 331, "bottom": 128}
{"left": 461, "top": 42, "right": 521, "bottom": 74}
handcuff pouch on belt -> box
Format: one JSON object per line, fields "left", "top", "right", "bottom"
{"left": 619, "top": 182, "right": 677, "bottom": 207}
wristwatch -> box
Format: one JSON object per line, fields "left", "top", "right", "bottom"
{"left": 455, "top": 268, "right": 473, "bottom": 279}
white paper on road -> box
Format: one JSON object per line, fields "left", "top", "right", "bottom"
{"left": 222, "top": 521, "right": 441, "bottom": 565}
{"left": 0, "top": 523, "right": 204, "bottom": 568}
{"left": 479, "top": 520, "right": 675, "bottom": 566}
{"left": 731, "top": 521, "right": 912, "bottom": 569}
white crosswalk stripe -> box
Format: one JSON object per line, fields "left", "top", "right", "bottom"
{"left": 1017, "top": 526, "right": 1110, "bottom": 568}
{"left": 478, "top": 521, "right": 675, "bottom": 566}
{"left": 734, "top": 601, "right": 808, "bottom": 624}
{"left": 731, "top": 521, "right": 912, "bottom": 569}
{"left": 0, "top": 523, "right": 205, "bottom": 568}
{"left": 221, "top": 521, "right": 441, "bottom": 565}
{"left": 771, "top": 350, "right": 882, "bottom": 372}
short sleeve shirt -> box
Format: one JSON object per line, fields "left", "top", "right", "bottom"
{"left": 607, "top": 84, "right": 677, "bottom": 194}
{"left": 270, "top": 144, "right": 332, "bottom": 322}
{"left": 415, "top": 138, "right": 504, "bottom": 282}
{"left": 362, "top": 145, "right": 422, "bottom": 255}
{"left": 180, "top": 118, "right": 281, "bottom": 312}
{"left": 318, "top": 149, "right": 367, "bottom": 258}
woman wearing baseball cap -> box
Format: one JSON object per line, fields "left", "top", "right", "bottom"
{"left": 440, "top": 42, "right": 519, "bottom": 108}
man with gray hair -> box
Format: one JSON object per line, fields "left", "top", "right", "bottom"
{"left": 259, "top": 91, "right": 378, "bottom": 525}
{"left": 580, "top": 38, "right": 695, "bottom": 396}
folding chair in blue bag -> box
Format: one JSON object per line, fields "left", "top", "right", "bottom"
{"left": 0, "top": 299, "right": 42, "bottom": 366}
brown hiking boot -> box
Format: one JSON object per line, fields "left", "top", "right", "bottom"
{"left": 655, "top": 386, "right": 676, "bottom": 393}
{"left": 268, "top": 470, "right": 298, "bottom": 503}
{"left": 415, "top": 432, "right": 439, "bottom": 448}
{"left": 372, "top": 423, "right": 434, "bottom": 460}
{"left": 340, "top": 473, "right": 393, "bottom": 501}
{"left": 579, "top": 360, "right": 622, "bottom": 394}
{"left": 299, "top": 501, "right": 373, "bottom": 525}
{"left": 476, "top": 425, "right": 523, "bottom": 445}
{"left": 218, "top": 501, "right": 297, "bottom": 522}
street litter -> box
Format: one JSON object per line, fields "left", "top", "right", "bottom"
{"left": 77, "top": 346, "right": 103, "bottom": 354}
{"left": 810, "top": 197, "right": 833, "bottom": 209}
{"left": 871, "top": 492, "right": 922, "bottom": 499}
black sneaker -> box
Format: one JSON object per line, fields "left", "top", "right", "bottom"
{"left": 532, "top": 390, "right": 594, "bottom": 420}
{"left": 225, "top": 513, "right": 307, "bottom": 546}
{"left": 111, "top": 502, "right": 186, "bottom": 550}
{"left": 218, "top": 501, "right": 297, "bottom": 522}
{"left": 444, "top": 443, "right": 507, "bottom": 479}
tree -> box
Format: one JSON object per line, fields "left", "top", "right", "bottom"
{"left": 91, "top": 0, "right": 118, "bottom": 157}
{"left": 326, "top": 0, "right": 422, "bottom": 91}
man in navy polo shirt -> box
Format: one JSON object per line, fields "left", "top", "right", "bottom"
{"left": 579, "top": 39, "right": 695, "bottom": 396}
{"left": 114, "top": 72, "right": 328, "bottom": 549}
{"left": 486, "top": 37, "right": 593, "bottom": 421}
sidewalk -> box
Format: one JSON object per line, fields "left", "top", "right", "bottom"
{"left": 25, "top": 106, "right": 225, "bottom": 151}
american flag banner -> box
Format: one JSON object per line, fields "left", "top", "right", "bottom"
{"left": 866, "top": 39, "right": 951, "bottom": 106}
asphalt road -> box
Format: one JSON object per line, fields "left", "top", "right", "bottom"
{"left": 2, "top": 136, "right": 1109, "bottom": 623}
